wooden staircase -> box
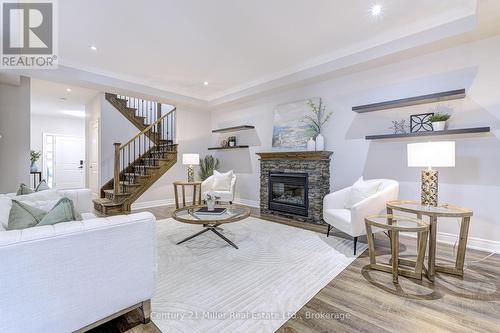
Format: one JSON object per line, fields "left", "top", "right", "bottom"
{"left": 93, "top": 94, "right": 177, "bottom": 215}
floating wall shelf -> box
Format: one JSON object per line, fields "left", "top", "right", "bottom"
{"left": 212, "top": 125, "right": 255, "bottom": 133}
{"left": 353, "top": 89, "right": 466, "bottom": 113}
{"left": 366, "top": 127, "right": 490, "bottom": 140}
{"left": 208, "top": 145, "right": 250, "bottom": 150}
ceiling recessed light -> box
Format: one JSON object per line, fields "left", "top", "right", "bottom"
{"left": 66, "top": 88, "right": 72, "bottom": 92}
{"left": 203, "top": 81, "right": 209, "bottom": 86}
{"left": 371, "top": 4, "right": 382, "bottom": 16}
{"left": 89, "top": 45, "right": 97, "bottom": 51}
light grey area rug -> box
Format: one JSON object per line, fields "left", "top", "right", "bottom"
{"left": 152, "top": 217, "right": 366, "bottom": 333}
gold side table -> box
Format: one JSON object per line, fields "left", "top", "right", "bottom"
{"left": 365, "top": 214, "right": 429, "bottom": 284}
{"left": 173, "top": 181, "right": 202, "bottom": 209}
{"left": 386, "top": 200, "right": 473, "bottom": 282}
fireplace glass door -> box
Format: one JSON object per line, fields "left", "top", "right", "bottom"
{"left": 268, "top": 172, "right": 308, "bottom": 216}
{"left": 271, "top": 183, "right": 305, "bottom": 206}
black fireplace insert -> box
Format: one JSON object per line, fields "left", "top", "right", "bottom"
{"left": 268, "top": 172, "right": 308, "bottom": 216}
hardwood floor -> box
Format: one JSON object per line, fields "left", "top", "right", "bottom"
{"left": 89, "top": 205, "right": 500, "bottom": 333}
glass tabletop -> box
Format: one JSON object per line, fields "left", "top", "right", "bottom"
{"left": 173, "top": 205, "right": 251, "bottom": 224}
{"left": 365, "top": 214, "right": 428, "bottom": 231}
{"left": 387, "top": 200, "right": 472, "bottom": 217}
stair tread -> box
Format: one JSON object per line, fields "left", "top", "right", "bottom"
{"left": 93, "top": 198, "right": 122, "bottom": 207}
{"left": 119, "top": 181, "right": 141, "bottom": 186}
{"left": 135, "top": 165, "right": 161, "bottom": 169}
{"left": 123, "top": 172, "right": 151, "bottom": 177}
{"left": 103, "top": 189, "right": 132, "bottom": 196}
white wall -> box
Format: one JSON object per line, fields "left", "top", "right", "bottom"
{"left": 30, "top": 114, "right": 86, "bottom": 177}
{"left": 210, "top": 35, "right": 500, "bottom": 249}
{"left": 0, "top": 76, "right": 31, "bottom": 192}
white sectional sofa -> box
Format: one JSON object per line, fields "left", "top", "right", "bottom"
{"left": 0, "top": 189, "right": 157, "bottom": 332}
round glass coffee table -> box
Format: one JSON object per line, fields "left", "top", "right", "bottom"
{"left": 172, "top": 204, "right": 251, "bottom": 249}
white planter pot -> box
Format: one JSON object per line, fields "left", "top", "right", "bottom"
{"left": 307, "top": 137, "right": 316, "bottom": 151}
{"left": 315, "top": 134, "right": 325, "bottom": 151}
{"left": 207, "top": 199, "right": 215, "bottom": 211}
{"left": 432, "top": 121, "right": 447, "bottom": 131}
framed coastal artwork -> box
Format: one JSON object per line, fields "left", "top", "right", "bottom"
{"left": 272, "top": 98, "right": 319, "bottom": 150}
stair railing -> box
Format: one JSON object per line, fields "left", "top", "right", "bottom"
{"left": 113, "top": 107, "right": 176, "bottom": 195}
{"left": 116, "top": 94, "right": 166, "bottom": 126}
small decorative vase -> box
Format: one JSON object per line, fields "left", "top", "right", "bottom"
{"left": 30, "top": 161, "right": 39, "bottom": 172}
{"left": 207, "top": 199, "right": 215, "bottom": 211}
{"left": 307, "top": 137, "right": 315, "bottom": 151}
{"left": 315, "top": 133, "right": 325, "bottom": 151}
{"left": 432, "top": 121, "right": 447, "bottom": 131}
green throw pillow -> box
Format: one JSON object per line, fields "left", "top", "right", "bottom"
{"left": 38, "top": 197, "right": 82, "bottom": 226}
{"left": 16, "top": 183, "right": 34, "bottom": 196}
{"left": 35, "top": 180, "right": 50, "bottom": 192}
{"left": 7, "top": 200, "right": 46, "bottom": 230}
{"left": 7, "top": 198, "right": 82, "bottom": 230}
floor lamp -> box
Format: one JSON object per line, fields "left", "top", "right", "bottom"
{"left": 407, "top": 141, "right": 455, "bottom": 207}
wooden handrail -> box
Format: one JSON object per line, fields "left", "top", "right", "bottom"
{"left": 113, "top": 143, "right": 121, "bottom": 195}
{"left": 119, "top": 107, "right": 176, "bottom": 149}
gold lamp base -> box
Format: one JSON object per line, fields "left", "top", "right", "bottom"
{"left": 187, "top": 165, "right": 195, "bottom": 182}
{"left": 421, "top": 169, "right": 438, "bottom": 207}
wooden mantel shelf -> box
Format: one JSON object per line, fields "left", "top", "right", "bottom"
{"left": 256, "top": 151, "right": 333, "bottom": 160}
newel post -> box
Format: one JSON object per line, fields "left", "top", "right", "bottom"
{"left": 114, "top": 143, "right": 121, "bottom": 195}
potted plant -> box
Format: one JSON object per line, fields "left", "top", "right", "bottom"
{"left": 205, "top": 191, "right": 220, "bottom": 211}
{"left": 305, "top": 98, "right": 333, "bottom": 150}
{"left": 199, "top": 155, "right": 220, "bottom": 181}
{"left": 30, "top": 150, "right": 41, "bottom": 172}
{"left": 429, "top": 113, "right": 451, "bottom": 131}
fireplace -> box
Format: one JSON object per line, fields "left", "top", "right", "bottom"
{"left": 257, "top": 151, "right": 332, "bottom": 224}
{"left": 268, "top": 172, "right": 308, "bottom": 216}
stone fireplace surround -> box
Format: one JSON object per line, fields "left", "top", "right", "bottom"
{"left": 257, "top": 151, "right": 332, "bottom": 224}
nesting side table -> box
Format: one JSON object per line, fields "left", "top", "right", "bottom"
{"left": 365, "top": 214, "right": 429, "bottom": 283}
{"left": 386, "top": 200, "right": 473, "bottom": 282}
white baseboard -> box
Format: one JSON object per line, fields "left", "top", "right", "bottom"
{"left": 234, "top": 198, "right": 260, "bottom": 208}
{"left": 131, "top": 199, "right": 175, "bottom": 210}
{"left": 403, "top": 231, "right": 499, "bottom": 253}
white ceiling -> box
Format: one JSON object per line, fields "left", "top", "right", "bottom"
{"left": 57, "top": 0, "right": 483, "bottom": 102}
{"left": 31, "top": 79, "right": 98, "bottom": 118}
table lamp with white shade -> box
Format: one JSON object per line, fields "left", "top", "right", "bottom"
{"left": 407, "top": 141, "right": 455, "bottom": 207}
{"left": 182, "top": 153, "right": 199, "bottom": 182}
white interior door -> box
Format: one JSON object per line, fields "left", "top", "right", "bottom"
{"left": 54, "top": 135, "right": 85, "bottom": 189}
{"left": 89, "top": 120, "right": 99, "bottom": 196}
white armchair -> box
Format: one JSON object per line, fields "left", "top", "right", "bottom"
{"left": 323, "top": 179, "right": 399, "bottom": 255}
{"left": 201, "top": 172, "right": 237, "bottom": 204}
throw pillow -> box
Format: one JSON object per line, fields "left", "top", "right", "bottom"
{"left": 345, "top": 177, "right": 382, "bottom": 209}
{"left": 38, "top": 197, "right": 82, "bottom": 226}
{"left": 16, "top": 183, "right": 34, "bottom": 196}
{"left": 35, "top": 180, "right": 50, "bottom": 192}
{"left": 0, "top": 194, "right": 12, "bottom": 230}
{"left": 212, "top": 170, "right": 233, "bottom": 191}
{"left": 7, "top": 198, "right": 82, "bottom": 230}
{"left": 7, "top": 200, "right": 47, "bottom": 230}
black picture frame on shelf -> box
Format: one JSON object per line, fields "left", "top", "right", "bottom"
{"left": 410, "top": 113, "right": 434, "bottom": 133}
